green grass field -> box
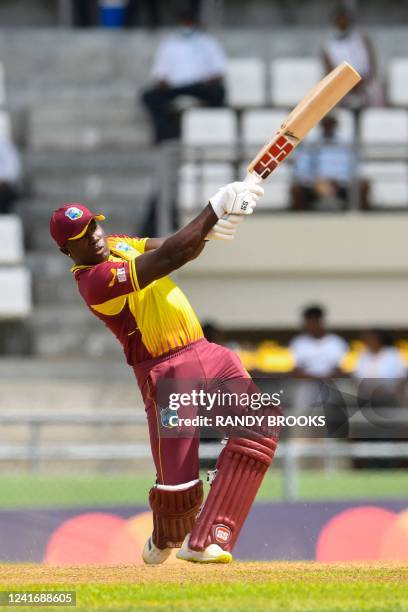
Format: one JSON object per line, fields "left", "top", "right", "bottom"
{"left": 0, "top": 469, "right": 406, "bottom": 508}
{"left": 0, "top": 563, "right": 407, "bottom": 611}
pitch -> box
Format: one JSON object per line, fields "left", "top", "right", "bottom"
{"left": 0, "top": 562, "right": 407, "bottom": 611}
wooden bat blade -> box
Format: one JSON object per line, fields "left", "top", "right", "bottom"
{"left": 247, "top": 61, "right": 361, "bottom": 181}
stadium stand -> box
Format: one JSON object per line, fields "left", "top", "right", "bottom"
{"left": 182, "top": 107, "right": 237, "bottom": 159}
{"left": 226, "top": 58, "right": 266, "bottom": 108}
{"left": 360, "top": 161, "right": 408, "bottom": 208}
{"left": 388, "top": 57, "right": 408, "bottom": 106}
{"left": 360, "top": 108, "right": 408, "bottom": 159}
{"left": 0, "top": 216, "right": 31, "bottom": 319}
{"left": 270, "top": 58, "right": 322, "bottom": 107}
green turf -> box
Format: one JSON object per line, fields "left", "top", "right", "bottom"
{"left": 0, "top": 469, "right": 406, "bottom": 509}
{"left": 4, "top": 578, "right": 408, "bottom": 612}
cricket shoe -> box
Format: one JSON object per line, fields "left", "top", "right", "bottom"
{"left": 142, "top": 536, "right": 172, "bottom": 565}
{"left": 176, "top": 534, "right": 232, "bottom": 564}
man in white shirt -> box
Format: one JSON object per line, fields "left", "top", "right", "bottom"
{"left": 289, "top": 305, "right": 349, "bottom": 437}
{"left": 290, "top": 305, "right": 348, "bottom": 379}
{"left": 141, "top": 9, "right": 226, "bottom": 143}
{"left": 321, "top": 5, "right": 383, "bottom": 111}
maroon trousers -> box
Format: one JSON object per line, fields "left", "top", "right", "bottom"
{"left": 133, "top": 339, "right": 249, "bottom": 485}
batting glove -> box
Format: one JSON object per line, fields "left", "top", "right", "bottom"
{"left": 209, "top": 181, "right": 264, "bottom": 219}
{"left": 206, "top": 214, "right": 244, "bottom": 241}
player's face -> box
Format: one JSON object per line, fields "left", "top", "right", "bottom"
{"left": 63, "top": 219, "right": 110, "bottom": 265}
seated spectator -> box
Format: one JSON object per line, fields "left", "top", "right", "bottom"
{"left": 290, "top": 304, "right": 348, "bottom": 379}
{"left": 352, "top": 329, "right": 407, "bottom": 468}
{"left": 141, "top": 8, "right": 226, "bottom": 143}
{"left": 354, "top": 329, "right": 406, "bottom": 395}
{"left": 0, "top": 135, "right": 22, "bottom": 214}
{"left": 289, "top": 305, "right": 349, "bottom": 437}
{"left": 321, "top": 5, "right": 384, "bottom": 113}
{"left": 290, "top": 114, "right": 369, "bottom": 211}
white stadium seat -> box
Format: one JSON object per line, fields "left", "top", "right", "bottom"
{"left": 360, "top": 108, "right": 408, "bottom": 159}
{"left": 270, "top": 58, "right": 322, "bottom": 107}
{"left": 241, "top": 109, "right": 289, "bottom": 157}
{"left": 0, "top": 215, "right": 25, "bottom": 264}
{"left": 179, "top": 163, "right": 234, "bottom": 211}
{"left": 182, "top": 108, "right": 237, "bottom": 160}
{"left": 0, "top": 268, "right": 31, "bottom": 319}
{"left": 226, "top": 58, "right": 266, "bottom": 108}
{"left": 0, "top": 110, "right": 11, "bottom": 140}
{"left": 388, "top": 58, "right": 408, "bottom": 106}
{"left": 360, "top": 161, "right": 408, "bottom": 208}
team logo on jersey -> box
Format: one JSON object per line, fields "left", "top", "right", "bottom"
{"left": 114, "top": 241, "right": 135, "bottom": 253}
{"left": 160, "top": 407, "right": 178, "bottom": 429}
{"left": 65, "top": 206, "right": 84, "bottom": 221}
{"left": 213, "top": 524, "right": 231, "bottom": 544}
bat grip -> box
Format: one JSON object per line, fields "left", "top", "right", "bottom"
{"left": 244, "top": 171, "right": 262, "bottom": 185}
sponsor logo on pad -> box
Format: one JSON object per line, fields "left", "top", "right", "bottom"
{"left": 213, "top": 524, "right": 231, "bottom": 544}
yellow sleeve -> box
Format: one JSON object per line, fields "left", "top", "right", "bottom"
{"left": 126, "top": 237, "right": 149, "bottom": 254}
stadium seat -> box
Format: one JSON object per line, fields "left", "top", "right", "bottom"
{"left": 360, "top": 161, "right": 408, "bottom": 208}
{"left": 0, "top": 110, "right": 11, "bottom": 140}
{"left": 388, "top": 58, "right": 408, "bottom": 106}
{"left": 179, "top": 162, "right": 234, "bottom": 211}
{"left": 0, "top": 268, "right": 31, "bottom": 319}
{"left": 270, "top": 58, "right": 322, "bottom": 107}
{"left": 226, "top": 58, "right": 266, "bottom": 108}
{"left": 360, "top": 108, "right": 408, "bottom": 159}
{"left": 0, "top": 216, "right": 25, "bottom": 264}
{"left": 182, "top": 108, "right": 237, "bottom": 160}
{"left": 241, "top": 109, "right": 289, "bottom": 157}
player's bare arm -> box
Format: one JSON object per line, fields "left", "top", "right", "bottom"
{"left": 136, "top": 181, "right": 264, "bottom": 289}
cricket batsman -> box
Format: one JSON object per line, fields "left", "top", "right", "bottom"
{"left": 49, "top": 181, "right": 278, "bottom": 564}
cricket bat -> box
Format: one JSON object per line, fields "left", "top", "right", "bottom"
{"left": 245, "top": 61, "right": 361, "bottom": 183}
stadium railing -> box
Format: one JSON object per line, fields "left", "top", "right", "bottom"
{"left": 1, "top": 409, "right": 407, "bottom": 503}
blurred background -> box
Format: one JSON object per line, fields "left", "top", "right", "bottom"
{"left": 0, "top": 0, "right": 407, "bottom": 564}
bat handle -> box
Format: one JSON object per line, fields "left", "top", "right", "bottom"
{"left": 244, "top": 171, "right": 262, "bottom": 185}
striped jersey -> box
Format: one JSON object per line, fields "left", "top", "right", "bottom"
{"left": 71, "top": 235, "right": 203, "bottom": 364}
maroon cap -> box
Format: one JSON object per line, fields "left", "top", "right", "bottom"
{"left": 50, "top": 203, "right": 105, "bottom": 247}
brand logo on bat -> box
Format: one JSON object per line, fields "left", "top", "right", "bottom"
{"left": 253, "top": 135, "right": 294, "bottom": 179}
{"left": 65, "top": 206, "right": 83, "bottom": 220}
{"left": 213, "top": 524, "right": 231, "bottom": 543}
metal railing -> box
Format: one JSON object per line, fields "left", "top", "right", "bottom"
{"left": 0, "top": 409, "right": 407, "bottom": 500}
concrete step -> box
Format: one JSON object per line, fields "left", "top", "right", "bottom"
{"left": 30, "top": 306, "right": 123, "bottom": 357}
{"left": 29, "top": 99, "right": 139, "bottom": 127}
{"left": 28, "top": 121, "right": 150, "bottom": 152}
{"left": 23, "top": 149, "right": 156, "bottom": 173}
{"left": 31, "top": 173, "right": 152, "bottom": 200}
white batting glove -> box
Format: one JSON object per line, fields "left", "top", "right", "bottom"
{"left": 206, "top": 214, "right": 244, "bottom": 241}
{"left": 209, "top": 181, "right": 264, "bottom": 219}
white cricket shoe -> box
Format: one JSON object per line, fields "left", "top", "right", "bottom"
{"left": 142, "top": 536, "right": 172, "bottom": 565}
{"left": 176, "top": 534, "right": 232, "bottom": 564}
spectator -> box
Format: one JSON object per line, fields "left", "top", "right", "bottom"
{"left": 321, "top": 5, "right": 384, "bottom": 113}
{"left": 141, "top": 8, "right": 226, "bottom": 143}
{"left": 289, "top": 305, "right": 349, "bottom": 438}
{"left": 354, "top": 329, "right": 406, "bottom": 384}
{"left": 0, "top": 135, "right": 22, "bottom": 214}
{"left": 290, "top": 114, "right": 369, "bottom": 211}
{"left": 353, "top": 329, "right": 407, "bottom": 468}
{"left": 290, "top": 305, "right": 348, "bottom": 378}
